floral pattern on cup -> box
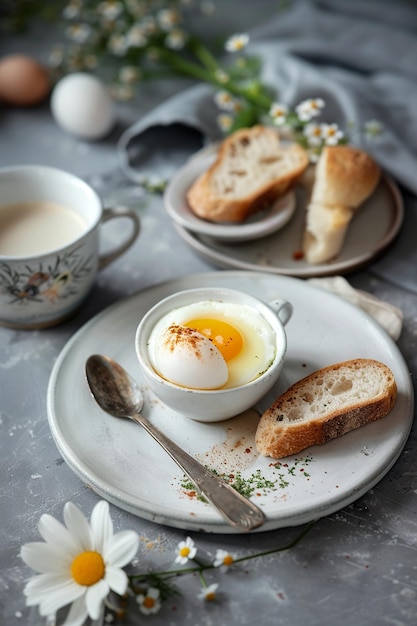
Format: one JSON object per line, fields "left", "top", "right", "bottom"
{"left": 0, "top": 244, "right": 94, "bottom": 306}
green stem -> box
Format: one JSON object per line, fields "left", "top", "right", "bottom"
{"left": 128, "top": 521, "right": 316, "bottom": 582}
{"left": 157, "top": 48, "right": 272, "bottom": 110}
{"left": 189, "top": 37, "right": 220, "bottom": 72}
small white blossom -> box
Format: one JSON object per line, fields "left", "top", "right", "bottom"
{"left": 165, "top": 28, "right": 188, "bottom": 50}
{"left": 214, "top": 90, "right": 237, "bottom": 111}
{"left": 66, "top": 23, "right": 92, "bottom": 43}
{"left": 320, "top": 122, "right": 344, "bottom": 145}
{"left": 225, "top": 33, "right": 249, "bottom": 52}
{"left": 62, "top": 1, "right": 82, "bottom": 19}
{"left": 296, "top": 98, "right": 325, "bottom": 121}
{"left": 214, "top": 69, "right": 229, "bottom": 84}
{"left": 157, "top": 8, "right": 182, "bottom": 31}
{"left": 137, "top": 587, "right": 161, "bottom": 615}
{"left": 269, "top": 102, "right": 289, "bottom": 126}
{"left": 175, "top": 537, "right": 197, "bottom": 564}
{"left": 127, "top": 24, "right": 148, "bottom": 48}
{"left": 217, "top": 113, "right": 234, "bottom": 132}
{"left": 213, "top": 549, "right": 235, "bottom": 570}
{"left": 97, "top": 0, "right": 123, "bottom": 21}
{"left": 108, "top": 33, "right": 128, "bottom": 56}
{"left": 304, "top": 122, "right": 323, "bottom": 146}
{"left": 198, "top": 583, "right": 219, "bottom": 601}
{"left": 119, "top": 65, "right": 141, "bottom": 83}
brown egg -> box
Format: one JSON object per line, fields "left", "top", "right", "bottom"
{"left": 0, "top": 54, "right": 50, "bottom": 107}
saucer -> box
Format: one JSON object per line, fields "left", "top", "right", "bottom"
{"left": 163, "top": 151, "right": 296, "bottom": 242}
{"left": 47, "top": 271, "right": 413, "bottom": 533}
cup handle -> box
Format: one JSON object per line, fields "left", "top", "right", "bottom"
{"left": 268, "top": 297, "right": 293, "bottom": 326}
{"left": 98, "top": 206, "right": 140, "bottom": 270}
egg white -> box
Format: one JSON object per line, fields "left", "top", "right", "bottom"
{"left": 148, "top": 300, "right": 276, "bottom": 389}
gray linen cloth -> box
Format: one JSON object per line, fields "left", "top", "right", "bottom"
{"left": 118, "top": 0, "right": 417, "bottom": 293}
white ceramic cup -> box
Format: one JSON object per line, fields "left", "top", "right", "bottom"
{"left": 0, "top": 165, "right": 140, "bottom": 329}
{"left": 135, "top": 287, "right": 292, "bottom": 422}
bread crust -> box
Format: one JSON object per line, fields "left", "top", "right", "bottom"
{"left": 311, "top": 145, "right": 381, "bottom": 208}
{"left": 187, "top": 125, "right": 309, "bottom": 223}
{"left": 255, "top": 359, "right": 397, "bottom": 459}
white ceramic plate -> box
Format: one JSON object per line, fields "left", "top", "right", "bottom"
{"left": 164, "top": 151, "right": 296, "bottom": 242}
{"left": 174, "top": 175, "right": 403, "bottom": 277}
{"left": 47, "top": 271, "right": 413, "bottom": 534}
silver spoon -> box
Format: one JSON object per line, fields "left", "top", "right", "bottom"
{"left": 85, "top": 354, "right": 265, "bottom": 532}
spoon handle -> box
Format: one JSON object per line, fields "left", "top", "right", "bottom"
{"left": 131, "top": 412, "right": 265, "bottom": 532}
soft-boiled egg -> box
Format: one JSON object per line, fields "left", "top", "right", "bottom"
{"left": 147, "top": 300, "right": 276, "bottom": 390}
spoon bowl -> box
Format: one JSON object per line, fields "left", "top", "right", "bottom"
{"left": 85, "top": 354, "right": 266, "bottom": 532}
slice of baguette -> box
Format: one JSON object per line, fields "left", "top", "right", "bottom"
{"left": 302, "top": 145, "right": 381, "bottom": 264}
{"left": 255, "top": 359, "right": 397, "bottom": 459}
{"left": 187, "top": 125, "right": 309, "bottom": 223}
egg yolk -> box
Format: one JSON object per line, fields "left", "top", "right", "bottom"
{"left": 184, "top": 318, "right": 243, "bottom": 361}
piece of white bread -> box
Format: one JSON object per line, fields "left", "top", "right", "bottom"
{"left": 303, "top": 145, "right": 381, "bottom": 264}
{"left": 255, "top": 359, "right": 397, "bottom": 459}
{"left": 187, "top": 125, "right": 309, "bottom": 223}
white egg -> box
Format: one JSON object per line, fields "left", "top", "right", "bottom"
{"left": 147, "top": 300, "right": 276, "bottom": 390}
{"left": 151, "top": 324, "right": 228, "bottom": 390}
{"left": 50, "top": 73, "right": 115, "bottom": 140}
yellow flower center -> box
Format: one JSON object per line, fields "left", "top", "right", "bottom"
{"left": 179, "top": 546, "right": 190, "bottom": 557}
{"left": 206, "top": 591, "right": 216, "bottom": 601}
{"left": 71, "top": 551, "right": 105, "bottom": 586}
{"left": 223, "top": 555, "right": 234, "bottom": 566}
{"left": 143, "top": 596, "right": 156, "bottom": 609}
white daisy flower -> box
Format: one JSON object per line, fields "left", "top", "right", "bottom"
{"left": 65, "top": 23, "right": 92, "bottom": 44}
{"left": 320, "top": 123, "right": 344, "bottom": 145}
{"left": 127, "top": 25, "right": 148, "bottom": 48}
{"left": 225, "top": 33, "right": 249, "bottom": 52}
{"left": 20, "top": 501, "right": 139, "bottom": 626}
{"left": 97, "top": 1, "right": 123, "bottom": 22}
{"left": 157, "top": 8, "right": 181, "bottom": 31}
{"left": 213, "top": 549, "right": 235, "bottom": 569}
{"left": 216, "top": 113, "right": 234, "bottom": 132}
{"left": 295, "top": 98, "right": 325, "bottom": 122}
{"left": 137, "top": 586, "right": 161, "bottom": 615}
{"left": 303, "top": 122, "right": 323, "bottom": 146}
{"left": 62, "top": 1, "right": 81, "bottom": 19}
{"left": 198, "top": 583, "right": 219, "bottom": 601}
{"left": 119, "top": 65, "right": 140, "bottom": 84}
{"left": 108, "top": 33, "right": 128, "bottom": 56}
{"left": 269, "top": 102, "right": 289, "bottom": 126}
{"left": 165, "top": 28, "right": 188, "bottom": 50}
{"left": 214, "top": 90, "right": 237, "bottom": 111}
{"left": 214, "top": 68, "right": 229, "bottom": 84}
{"left": 175, "top": 537, "right": 197, "bottom": 564}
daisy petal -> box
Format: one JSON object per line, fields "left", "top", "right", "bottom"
{"left": 63, "top": 503, "right": 93, "bottom": 551}
{"left": 24, "top": 573, "right": 77, "bottom": 599}
{"left": 63, "top": 596, "right": 88, "bottom": 626}
{"left": 90, "top": 501, "right": 113, "bottom": 552}
{"left": 85, "top": 579, "right": 109, "bottom": 620}
{"left": 103, "top": 530, "right": 139, "bottom": 567}
{"left": 38, "top": 581, "right": 84, "bottom": 617}
{"left": 104, "top": 565, "right": 128, "bottom": 595}
{"left": 38, "top": 514, "right": 81, "bottom": 555}
{"left": 21, "top": 542, "right": 72, "bottom": 574}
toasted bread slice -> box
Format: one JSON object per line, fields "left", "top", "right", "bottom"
{"left": 187, "top": 125, "right": 309, "bottom": 223}
{"left": 255, "top": 359, "right": 397, "bottom": 459}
